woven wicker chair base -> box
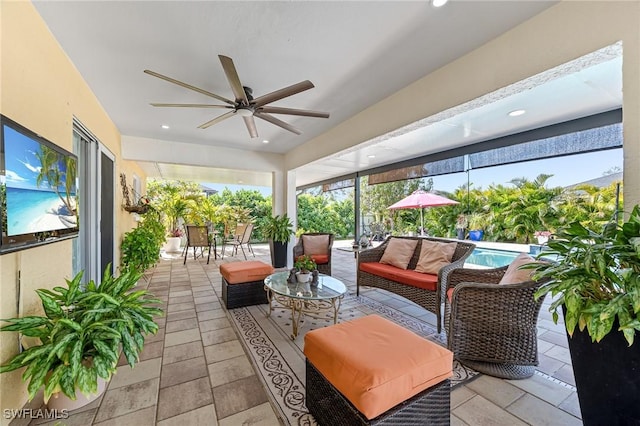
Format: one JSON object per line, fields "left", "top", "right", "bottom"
{"left": 316, "top": 263, "right": 330, "bottom": 276}
{"left": 459, "top": 359, "right": 535, "bottom": 380}
{"left": 306, "top": 359, "right": 451, "bottom": 425}
{"left": 221, "top": 277, "right": 268, "bottom": 309}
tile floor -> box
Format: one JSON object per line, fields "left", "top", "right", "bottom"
{"left": 19, "top": 241, "right": 582, "bottom": 425}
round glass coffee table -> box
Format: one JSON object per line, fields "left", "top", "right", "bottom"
{"left": 264, "top": 271, "right": 347, "bottom": 339}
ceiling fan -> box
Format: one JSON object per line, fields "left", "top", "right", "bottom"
{"left": 144, "top": 55, "right": 329, "bottom": 138}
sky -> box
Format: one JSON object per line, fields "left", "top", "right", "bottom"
{"left": 202, "top": 148, "right": 623, "bottom": 197}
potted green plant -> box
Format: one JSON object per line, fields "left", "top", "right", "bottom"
{"left": 262, "top": 214, "right": 294, "bottom": 268}
{"left": 157, "top": 194, "right": 187, "bottom": 252}
{"left": 530, "top": 205, "right": 640, "bottom": 425}
{"left": 294, "top": 254, "right": 317, "bottom": 282}
{"left": 467, "top": 212, "right": 486, "bottom": 241}
{"left": 121, "top": 210, "right": 165, "bottom": 274}
{"left": 0, "top": 266, "right": 163, "bottom": 409}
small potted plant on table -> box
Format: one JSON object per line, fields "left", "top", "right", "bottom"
{"left": 294, "top": 255, "right": 317, "bottom": 283}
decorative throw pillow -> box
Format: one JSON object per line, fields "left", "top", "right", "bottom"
{"left": 414, "top": 240, "right": 457, "bottom": 274}
{"left": 379, "top": 238, "right": 419, "bottom": 270}
{"left": 499, "top": 253, "right": 537, "bottom": 284}
{"left": 302, "top": 234, "right": 329, "bottom": 255}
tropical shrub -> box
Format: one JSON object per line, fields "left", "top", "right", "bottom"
{"left": 0, "top": 267, "right": 162, "bottom": 401}
{"left": 121, "top": 211, "right": 164, "bottom": 274}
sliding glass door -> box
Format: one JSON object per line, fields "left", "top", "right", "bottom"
{"left": 72, "top": 121, "right": 115, "bottom": 284}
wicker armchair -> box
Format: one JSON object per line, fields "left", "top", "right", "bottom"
{"left": 292, "top": 233, "right": 334, "bottom": 275}
{"left": 444, "top": 266, "right": 550, "bottom": 379}
{"left": 357, "top": 236, "right": 475, "bottom": 333}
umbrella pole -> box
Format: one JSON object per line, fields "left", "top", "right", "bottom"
{"left": 420, "top": 208, "right": 424, "bottom": 236}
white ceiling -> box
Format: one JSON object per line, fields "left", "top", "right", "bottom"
{"left": 33, "top": 1, "right": 622, "bottom": 189}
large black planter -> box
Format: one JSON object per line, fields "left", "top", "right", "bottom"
{"left": 566, "top": 315, "right": 640, "bottom": 425}
{"left": 269, "top": 240, "right": 288, "bottom": 268}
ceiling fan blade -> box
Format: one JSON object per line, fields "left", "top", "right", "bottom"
{"left": 243, "top": 116, "right": 258, "bottom": 139}
{"left": 150, "top": 103, "right": 233, "bottom": 109}
{"left": 218, "top": 55, "right": 249, "bottom": 105}
{"left": 252, "top": 80, "right": 314, "bottom": 108}
{"left": 254, "top": 112, "right": 302, "bottom": 135}
{"left": 197, "top": 111, "right": 236, "bottom": 129}
{"left": 258, "top": 106, "right": 329, "bottom": 118}
{"left": 144, "top": 70, "right": 234, "bottom": 105}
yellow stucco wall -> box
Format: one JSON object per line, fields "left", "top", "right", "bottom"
{"left": 286, "top": 1, "right": 640, "bottom": 207}
{"left": 0, "top": 2, "right": 145, "bottom": 421}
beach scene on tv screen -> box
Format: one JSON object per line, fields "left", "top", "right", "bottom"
{"left": 3, "top": 125, "right": 78, "bottom": 236}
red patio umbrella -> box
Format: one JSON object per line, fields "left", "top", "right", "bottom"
{"left": 388, "top": 190, "right": 459, "bottom": 236}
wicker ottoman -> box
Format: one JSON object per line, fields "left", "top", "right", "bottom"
{"left": 304, "top": 315, "right": 452, "bottom": 425}
{"left": 220, "top": 261, "right": 274, "bottom": 309}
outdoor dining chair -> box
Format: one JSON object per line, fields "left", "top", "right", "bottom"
{"left": 183, "top": 225, "right": 212, "bottom": 264}
{"left": 222, "top": 223, "right": 255, "bottom": 260}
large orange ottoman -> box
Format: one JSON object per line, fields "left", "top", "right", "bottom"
{"left": 220, "top": 261, "right": 274, "bottom": 309}
{"left": 304, "top": 315, "right": 452, "bottom": 425}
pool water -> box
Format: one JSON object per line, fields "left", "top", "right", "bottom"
{"left": 465, "top": 247, "right": 520, "bottom": 268}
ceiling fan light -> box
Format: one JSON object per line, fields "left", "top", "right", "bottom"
{"left": 236, "top": 108, "right": 254, "bottom": 117}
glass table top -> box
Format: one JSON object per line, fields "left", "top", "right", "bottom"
{"left": 264, "top": 271, "right": 347, "bottom": 301}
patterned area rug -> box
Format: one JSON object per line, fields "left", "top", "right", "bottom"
{"left": 228, "top": 294, "right": 478, "bottom": 425}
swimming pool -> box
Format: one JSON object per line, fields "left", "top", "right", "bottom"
{"left": 465, "top": 247, "right": 520, "bottom": 268}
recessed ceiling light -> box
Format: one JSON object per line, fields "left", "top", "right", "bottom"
{"left": 508, "top": 109, "right": 526, "bottom": 117}
{"left": 237, "top": 180, "right": 243, "bottom": 184}
{"left": 262, "top": 140, "right": 269, "bottom": 144}
{"left": 161, "top": 124, "right": 170, "bottom": 129}
{"left": 368, "top": 154, "right": 376, "bottom": 159}
{"left": 431, "top": 0, "right": 448, "bottom": 7}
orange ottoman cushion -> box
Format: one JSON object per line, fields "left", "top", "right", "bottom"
{"left": 304, "top": 314, "right": 452, "bottom": 420}
{"left": 220, "top": 261, "right": 274, "bottom": 284}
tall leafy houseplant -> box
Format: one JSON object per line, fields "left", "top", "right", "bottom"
{"left": 121, "top": 210, "right": 165, "bottom": 274}
{"left": 530, "top": 205, "right": 640, "bottom": 425}
{"left": 0, "top": 267, "right": 162, "bottom": 405}
{"left": 263, "top": 214, "right": 294, "bottom": 268}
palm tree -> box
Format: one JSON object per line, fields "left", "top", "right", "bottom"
{"left": 35, "top": 146, "right": 77, "bottom": 216}
{"left": 500, "top": 174, "right": 560, "bottom": 243}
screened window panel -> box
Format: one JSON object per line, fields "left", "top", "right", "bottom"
{"left": 469, "top": 123, "right": 622, "bottom": 169}
{"left": 322, "top": 179, "right": 355, "bottom": 192}
{"left": 368, "top": 157, "right": 465, "bottom": 185}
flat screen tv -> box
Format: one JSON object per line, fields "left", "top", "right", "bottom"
{"left": 0, "top": 115, "right": 79, "bottom": 254}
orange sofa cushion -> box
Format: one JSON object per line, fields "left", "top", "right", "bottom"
{"left": 447, "top": 287, "right": 454, "bottom": 301}
{"left": 304, "top": 315, "right": 452, "bottom": 420}
{"left": 296, "top": 254, "right": 329, "bottom": 265}
{"left": 220, "top": 261, "right": 274, "bottom": 284}
{"left": 359, "top": 262, "right": 438, "bottom": 291}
